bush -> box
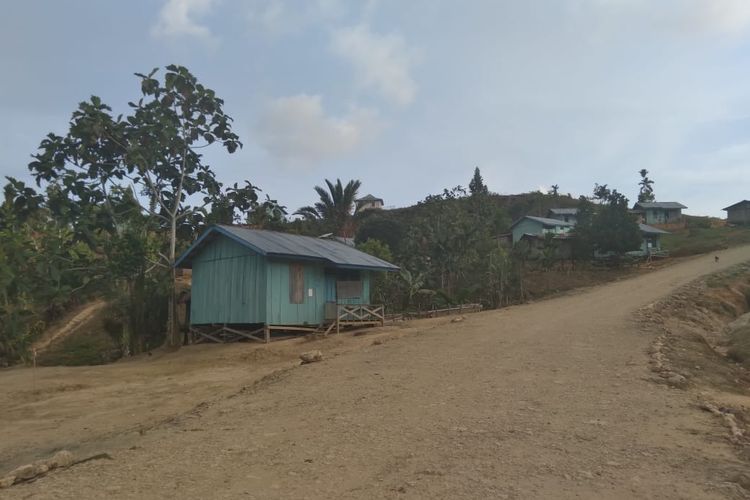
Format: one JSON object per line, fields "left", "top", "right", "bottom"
{"left": 36, "top": 329, "right": 120, "bottom": 366}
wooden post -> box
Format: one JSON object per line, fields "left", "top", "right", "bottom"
{"left": 32, "top": 348, "right": 37, "bottom": 394}
{"left": 264, "top": 324, "right": 270, "bottom": 343}
{"left": 336, "top": 306, "right": 341, "bottom": 335}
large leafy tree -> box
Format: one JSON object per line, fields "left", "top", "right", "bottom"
{"left": 591, "top": 184, "right": 642, "bottom": 259}
{"left": 295, "top": 178, "right": 361, "bottom": 237}
{"left": 571, "top": 196, "right": 595, "bottom": 261}
{"left": 28, "top": 65, "right": 249, "bottom": 347}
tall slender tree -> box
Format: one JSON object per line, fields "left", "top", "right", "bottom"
{"left": 637, "top": 169, "right": 655, "bottom": 203}
{"left": 469, "top": 167, "right": 488, "bottom": 196}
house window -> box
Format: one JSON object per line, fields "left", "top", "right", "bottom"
{"left": 289, "top": 264, "right": 304, "bottom": 304}
{"left": 337, "top": 270, "right": 360, "bottom": 281}
{"left": 336, "top": 270, "right": 362, "bottom": 300}
{"left": 337, "top": 280, "right": 363, "bottom": 299}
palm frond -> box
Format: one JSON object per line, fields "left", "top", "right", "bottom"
{"left": 294, "top": 206, "right": 320, "bottom": 220}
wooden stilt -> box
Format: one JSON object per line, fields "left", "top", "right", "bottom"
{"left": 264, "top": 324, "right": 270, "bottom": 343}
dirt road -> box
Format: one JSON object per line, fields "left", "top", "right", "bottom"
{"left": 3, "top": 246, "right": 750, "bottom": 499}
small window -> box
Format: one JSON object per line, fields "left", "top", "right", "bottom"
{"left": 337, "top": 280, "right": 363, "bottom": 299}
{"left": 337, "top": 269, "right": 361, "bottom": 281}
{"left": 289, "top": 264, "right": 304, "bottom": 304}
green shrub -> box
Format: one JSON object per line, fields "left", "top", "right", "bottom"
{"left": 36, "top": 330, "right": 119, "bottom": 367}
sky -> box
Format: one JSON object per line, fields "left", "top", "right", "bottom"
{"left": 1, "top": 0, "right": 749, "bottom": 217}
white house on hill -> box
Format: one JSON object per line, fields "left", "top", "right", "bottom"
{"left": 355, "top": 194, "right": 384, "bottom": 211}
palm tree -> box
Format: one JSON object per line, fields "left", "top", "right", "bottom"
{"left": 638, "top": 169, "right": 655, "bottom": 203}
{"left": 295, "top": 178, "right": 362, "bottom": 236}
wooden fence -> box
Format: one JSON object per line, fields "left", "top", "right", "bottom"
{"left": 403, "top": 303, "right": 483, "bottom": 320}
{"left": 331, "top": 304, "right": 385, "bottom": 334}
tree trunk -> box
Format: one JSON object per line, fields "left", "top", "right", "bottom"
{"left": 166, "top": 217, "right": 179, "bottom": 348}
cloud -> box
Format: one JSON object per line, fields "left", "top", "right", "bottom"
{"left": 152, "top": 0, "right": 217, "bottom": 42}
{"left": 248, "top": 0, "right": 346, "bottom": 36}
{"left": 581, "top": 0, "right": 750, "bottom": 38}
{"left": 682, "top": 0, "right": 750, "bottom": 36}
{"left": 256, "top": 94, "right": 381, "bottom": 164}
{"left": 331, "top": 24, "right": 418, "bottom": 106}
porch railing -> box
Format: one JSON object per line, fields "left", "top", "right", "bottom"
{"left": 332, "top": 304, "right": 385, "bottom": 334}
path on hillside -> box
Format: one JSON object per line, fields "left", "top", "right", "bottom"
{"left": 6, "top": 246, "right": 750, "bottom": 499}
{"left": 31, "top": 300, "right": 107, "bottom": 353}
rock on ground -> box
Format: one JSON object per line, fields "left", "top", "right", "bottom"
{"left": 300, "top": 350, "right": 324, "bottom": 364}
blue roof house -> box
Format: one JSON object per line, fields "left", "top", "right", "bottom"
{"left": 632, "top": 202, "right": 687, "bottom": 225}
{"left": 547, "top": 208, "right": 579, "bottom": 225}
{"left": 175, "top": 225, "right": 399, "bottom": 342}
{"left": 510, "top": 216, "right": 574, "bottom": 244}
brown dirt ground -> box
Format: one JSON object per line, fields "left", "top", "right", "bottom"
{"left": 2, "top": 246, "right": 750, "bottom": 499}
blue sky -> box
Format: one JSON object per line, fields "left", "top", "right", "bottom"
{"left": 1, "top": 0, "right": 749, "bottom": 217}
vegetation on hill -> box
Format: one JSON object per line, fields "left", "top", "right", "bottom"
{"left": 661, "top": 216, "right": 750, "bottom": 257}
{"left": 351, "top": 179, "right": 648, "bottom": 310}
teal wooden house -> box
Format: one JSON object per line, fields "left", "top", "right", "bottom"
{"left": 510, "top": 216, "right": 574, "bottom": 243}
{"left": 175, "top": 225, "right": 399, "bottom": 342}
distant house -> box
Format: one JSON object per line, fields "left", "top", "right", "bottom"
{"left": 636, "top": 224, "right": 670, "bottom": 256}
{"left": 632, "top": 202, "right": 686, "bottom": 225}
{"left": 513, "top": 212, "right": 668, "bottom": 258}
{"left": 592, "top": 223, "right": 669, "bottom": 259}
{"left": 510, "top": 216, "right": 574, "bottom": 244}
{"left": 723, "top": 200, "right": 750, "bottom": 225}
{"left": 175, "top": 225, "right": 399, "bottom": 341}
{"left": 547, "top": 208, "right": 578, "bottom": 225}
{"left": 356, "top": 194, "right": 384, "bottom": 211}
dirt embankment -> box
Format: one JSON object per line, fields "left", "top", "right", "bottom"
{"left": 639, "top": 262, "right": 750, "bottom": 457}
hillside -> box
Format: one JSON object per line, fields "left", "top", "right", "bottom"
{"left": 662, "top": 216, "right": 750, "bottom": 257}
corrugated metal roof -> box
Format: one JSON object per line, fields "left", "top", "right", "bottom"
{"left": 722, "top": 200, "right": 750, "bottom": 211}
{"left": 639, "top": 223, "right": 670, "bottom": 235}
{"left": 548, "top": 208, "right": 579, "bottom": 215}
{"left": 633, "top": 202, "right": 687, "bottom": 210}
{"left": 511, "top": 216, "right": 574, "bottom": 229}
{"left": 520, "top": 232, "right": 575, "bottom": 240}
{"left": 176, "top": 225, "right": 400, "bottom": 271}
{"left": 356, "top": 194, "right": 383, "bottom": 202}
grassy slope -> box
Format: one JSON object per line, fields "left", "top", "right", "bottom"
{"left": 661, "top": 218, "right": 750, "bottom": 258}
{"left": 35, "top": 308, "right": 120, "bottom": 367}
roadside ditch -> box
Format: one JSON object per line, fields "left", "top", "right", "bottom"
{"left": 639, "top": 262, "right": 750, "bottom": 461}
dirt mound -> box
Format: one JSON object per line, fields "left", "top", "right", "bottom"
{"left": 727, "top": 313, "right": 750, "bottom": 366}
{"left": 639, "top": 262, "right": 750, "bottom": 451}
